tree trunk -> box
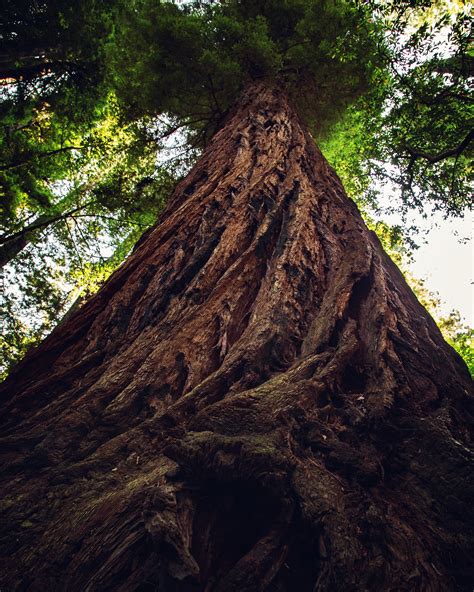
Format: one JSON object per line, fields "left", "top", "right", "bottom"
{"left": 0, "top": 214, "right": 56, "bottom": 268}
{"left": 0, "top": 81, "right": 472, "bottom": 592}
{"left": 0, "top": 207, "right": 83, "bottom": 269}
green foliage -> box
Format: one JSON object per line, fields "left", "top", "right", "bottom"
{"left": 438, "top": 312, "right": 474, "bottom": 376}
{"left": 449, "top": 329, "right": 474, "bottom": 376}
{"left": 0, "top": 2, "right": 181, "bottom": 376}
{"left": 1, "top": 0, "right": 114, "bottom": 80}
{"left": 366, "top": 0, "right": 473, "bottom": 215}
{"left": 0, "top": 73, "right": 178, "bottom": 377}
{"left": 320, "top": 0, "right": 472, "bottom": 221}
{"left": 109, "top": 0, "right": 385, "bottom": 139}
{"left": 1, "top": 248, "right": 67, "bottom": 380}
{"left": 0, "top": 127, "right": 175, "bottom": 377}
{"left": 320, "top": 102, "right": 383, "bottom": 210}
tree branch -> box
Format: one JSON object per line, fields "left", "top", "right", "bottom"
{"left": 0, "top": 202, "right": 92, "bottom": 247}
{"left": 405, "top": 129, "right": 473, "bottom": 165}
{"left": 0, "top": 146, "right": 81, "bottom": 171}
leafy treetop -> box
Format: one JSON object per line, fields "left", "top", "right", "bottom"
{"left": 110, "top": 0, "right": 385, "bottom": 140}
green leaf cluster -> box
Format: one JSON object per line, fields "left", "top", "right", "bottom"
{"left": 108, "top": 0, "right": 385, "bottom": 139}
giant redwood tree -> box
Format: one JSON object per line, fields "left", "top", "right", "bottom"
{"left": 1, "top": 1, "right": 473, "bottom": 590}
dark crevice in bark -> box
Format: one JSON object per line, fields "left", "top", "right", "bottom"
{"left": 138, "top": 228, "right": 225, "bottom": 331}
{"left": 189, "top": 482, "right": 284, "bottom": 585}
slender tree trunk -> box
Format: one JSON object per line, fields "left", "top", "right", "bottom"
{"left": 0, "top": 81, "right": 472, "bottom": 592}
{"left": 0, "top": 232, "right": 29, "bottom": 268}
{"left": 0, "top": 205, "right": 86, "bottom": 268}
{"left": 0, "top": 215, "right": 54, "bottom": 268}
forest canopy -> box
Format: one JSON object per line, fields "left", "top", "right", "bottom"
{"left": 1, "top": 0, "right": 472, "bottom": 375}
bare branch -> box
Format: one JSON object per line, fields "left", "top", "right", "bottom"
{"left": 0, "top": 146, "right": 81, "bottom": 172}
{"left": 404, "top": 129, "right": 473, "bottom": 165}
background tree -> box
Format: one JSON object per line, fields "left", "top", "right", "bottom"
{"left": 369, "top": 0, "right": 473, "bottom": 214}
{"left": 0, "top": 1, "right": 183, "bottom": 372}
{"left": 0, "top": 94, "right": 179, "bottom": 374}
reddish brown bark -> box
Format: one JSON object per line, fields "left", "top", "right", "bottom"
{"left": 1, "top": 81, "right": 473, "bottom": 591}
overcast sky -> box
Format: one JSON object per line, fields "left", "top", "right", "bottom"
{"left": 379, "top": 203, "right": 472, "bottom": 325}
